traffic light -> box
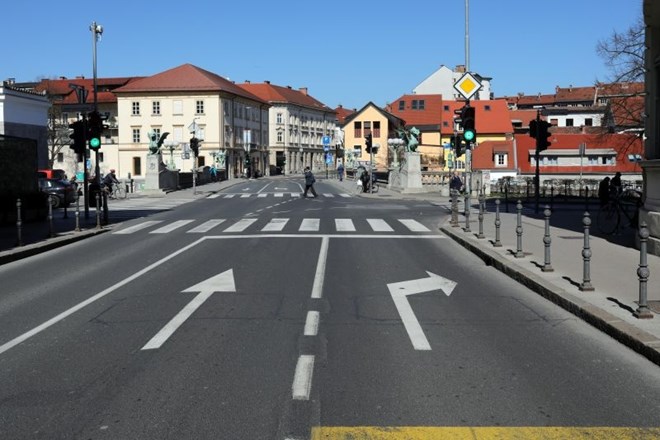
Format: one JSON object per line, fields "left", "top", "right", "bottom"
{"left": 69, "top": 120, "right": 86, "bottom": 161}
{"left": 536, "top": 120, "right": 551, "bottom": 151}
{"left": 87, "top": 110, "right": 103, "bottom": 150}
{"left": 450, "top": 134, "right": 465, "bottom": 157}
{"left": 365, "top": 132, "right": 373, "bottom": 154}
{"left": 190, "top": 137, "right": 199, "bottom": 157}
{"left": 461, "top": 106, "right": 476, "bottom": 145}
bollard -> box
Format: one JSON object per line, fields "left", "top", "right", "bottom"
{"left": 48, "top": 195, "right": 55, "bottom": 238}
{"left": 634, "top": 222, "right": 653, "bottom": 319}
{"left": 464, "top": 193, "right": 471, "bottom": 233}
{"left": 450, "top": 189, "right": 459, "bottom": 227}
{"left": 515, "top": 200, "right": 524, "bottom": 258}
{"left": 16, "top": 198, "right": 23, "bottom": 247}
{"left": 579, "top": 211, "right": 595, "bottom": 291}
{"left": 75, "top": 193, "right": 81, "bottom": 232}
{"left": 494, "top": 199, "right": 502, "bottom": 247}
{"left": 477, "top": 191, "right": 485, "bottom": 239}
{"left": 542, "top": 205, "right": 553, "bottom": 272}
{"left": 95, "top": 193, "right": 102, "bottom": 229}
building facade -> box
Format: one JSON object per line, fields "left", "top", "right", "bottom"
{"left": 412, "top": 65, "right": 492, "bottom": 101}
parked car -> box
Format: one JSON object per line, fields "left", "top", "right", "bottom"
{"left": 37, "top": 169, "right": 67, "bottom": 180}
{"left": 38, "top": 178, "right": 77, "bottom": 208}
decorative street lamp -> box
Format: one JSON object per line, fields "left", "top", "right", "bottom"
{"left": 387, "top": 138, "right": 405, "bottom": 168}
{"left": 163, "top": 141, "right": 179, "bottom": 170}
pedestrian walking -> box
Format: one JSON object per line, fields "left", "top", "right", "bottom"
{"left": 598, "top": 176, "right": 611, "bottom": 206}
{"left": 449, "top": 171, "right": 463, "bottom": 201}
{"left": 303, "top": 166, "right": 317, "bottom": 197}
{"left": 337, "top": 163, "right": 345, "bottom": 182}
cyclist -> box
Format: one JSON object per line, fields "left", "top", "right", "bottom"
{"left": 103, "top": 169, "right": 120, "bottom": 198}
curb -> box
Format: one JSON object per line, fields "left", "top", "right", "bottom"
{"left": 440, "top": 223, "right": 660, "bottom": 368}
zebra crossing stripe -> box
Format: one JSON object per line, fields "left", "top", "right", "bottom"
{"left": 262, "top": 218, "right": 289, "bottom": 232}
{"left": 187, "top": 219, "right": 226, "bottom": 233}
{"left": 240, "top": 194, "right": 251, "bottom": 198}
{"left": 114, "top": 220, "right": 163, "bottom": 234}
{"left": 150, "top": 220, "right": 195, "bottom": 234}
{"left": 338, "top": 193, "right": 352, "bottom": 198}
{"left": 258, "top": 193, "right": 268, "bottom": 198}
{"left": 291, "top": 193, "right": 300, "bottom": 198}
{"left": 322, "top": 194, "right": 335, "bottom": 198}
{"left": 208, "top": 194, "right": 221, "bottom": 199}
{"left": 367, "top": 218, "right": 394, "bottom": 232}
{"left": 224, "top": 194, "right": 236, "bottom": 198}
{"left": 275, "top": 193, "right": 284, "bottom": 197}
{"left": 335, "top": 219, "right": 356, "bottom": 232}
{"left": 398, "top": 219, "right": 430, "bottom": 232}
{"left": 300, "top": 218, "right": 320, "bottom": 231}
{"left": 224, "top": 218, "right": 258, "bottom": 232}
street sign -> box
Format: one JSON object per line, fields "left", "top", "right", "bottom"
{"left": 325, "top": 153, "right": 333, "bottom": 164}
{"left": 322, "top": 135, "right": 331, "bottom": 145}
{"left": 453, "top": 72, "right": 482, "bottom": 101}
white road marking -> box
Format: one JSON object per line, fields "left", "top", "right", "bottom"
{"left": 224, "top": 194, "right": 236, "bottom": 198}
{"left": 304, "top": 311, "right": 320, "bottom": 336}
{"left": 223, "top": 218, "right": 257, "bottom": 232}
{"left": 300, "top": 218, "right": 320, "bottom": 231}
{"left": 322, "top": 193, "right": 334, "bottom": 198}
{"left": 240, "top": 194, "right": 251, "bottom": 198}
{"left": 399, "top": 219, "right": 430, "bottom": 232}
{"left": 367, "top": 218, "right": 393, "bottom": 232}
{"left": 292, "top": 355, "right": 315, "bottom": 400}
{"left": 257, "top": 193, "right": 268, "bottom": 198}
{"left": 150, "top": 220, "right": 195, "bottom": 234}
{"left": 262, "top": 218, "right": 289, "bottom": 232}
{"left": 187, "top": 219, "right": 226, "bottom": 233}
{"left": 113, "top": 220, "right": 163, "bottom": 234}
{"left": 335, "top": 219, "right": 356, "bottom": 231}
{"left": 275, "top": 193, "right": 284, "bottom": 197}
{"left": 338, "top": 193, "right": 352, "bottom": 198}
{"left": 311, "top": 236, "right": 329, "bottom": 299}
{"left": 291, "top": 193, "right": 300, "bottom": 198}
{"left": 207, "top": 194, "right": 221, "bottom": 199}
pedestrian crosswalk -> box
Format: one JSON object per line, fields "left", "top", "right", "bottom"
{"left": 207, "top": 192, "right": 352, "bottom": 199}
{"left": 113, "top": 217, "right": 434, "bottom": 235}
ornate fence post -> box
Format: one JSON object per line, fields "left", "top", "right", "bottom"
{"left": 48, "top": 195, "right": 55, "bottom": 238}
{"left": 634, "top": 222, "right": 653, "bottom": 319}
{"left": 464, "top": 192, "right": 471, "bottom": 233}
{"left": 542, "top": 205, "right": 553, "bottom": 272}
{"left": 515, "top": 200, "right": 524, "bottom": 258}
{"left": 477, "top": 188, "right": 485, "bottom": 239}
{"left": 16, "top": 198, "right": 23, "bottom": 247}
{"left": 579, "top": 211, "right": 595, "bottom": 291}
{"left": 494, "top": 199, "right": 502, "bottom": 247}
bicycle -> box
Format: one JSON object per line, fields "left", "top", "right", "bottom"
{"left": 107, "top": 183, "right": 127, "bottom": 200}
{"left": 596, "top": 188, "right": 642, "bottom": 235}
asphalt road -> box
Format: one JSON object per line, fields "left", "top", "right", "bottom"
{"left": 1, "top": 177, "right": 660, "bottom": 439}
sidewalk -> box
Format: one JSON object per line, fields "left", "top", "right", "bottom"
{"left": 327, "top": 177, "right": 660, "bottom": 367}
{"left": 3, "top": 176, "right": 660, "bottom": 367}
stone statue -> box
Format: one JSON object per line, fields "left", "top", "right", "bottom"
{"left": 148, "top": 130, "right": 170, "bottom": 155}
{"left": 396, "top": 127, "right": 420, "bottom": 152}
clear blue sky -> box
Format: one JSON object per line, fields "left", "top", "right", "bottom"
{"left": 2, "top": 0, "right": 641, "bottom": 110}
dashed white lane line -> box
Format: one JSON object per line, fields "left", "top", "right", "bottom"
{"left": 304, "top": 311, "right": 320, "bottom": 336}
{"left": 292, "top": 354, "right": 315, "bottom": 400}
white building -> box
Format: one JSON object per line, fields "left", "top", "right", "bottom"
{"left": 412, "top": 65, "right": 492, "bottom": 101}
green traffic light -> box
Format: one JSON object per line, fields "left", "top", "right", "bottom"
{"left": 90, "top": 138, "right": 101, "bottom": 149}
{"left": 463, "top": 130, "right": 475, "bottom": 142}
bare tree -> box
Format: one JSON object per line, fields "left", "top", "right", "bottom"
{"left": 46, "top": 105, "right": 74, "bottom": 170}
{"left": 596, "top": 17, "right": 645, "bottom": 83}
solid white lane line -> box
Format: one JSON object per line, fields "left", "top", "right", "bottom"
{"left": 223, "top": 218, "right": 257, "bottom": 232}
{"left": 292, "top": 355, "right": 315, "bottom": 400}
{"left": 304, "top": 311, "right": 320, "bottom": 336}
{"left": 311, "top": 236, "right": 329, "bottom": 299}
{"left": 113, "top": 220, "right": 163, "bottom": 234}
{"left": 142, "top": 290, "right": 214, "bottom": 350}
{"left": 261, "top": 218, "right": 289, "bottom": 232}
{"left": 399, "top": 219, "right": 431, "bottom": 232}
{"left": 0, "top": 238, "right": 206, "bottom": 356}
{"left": 367, "top": 218, "right": 393, "bottom": 232}
{"left": 150, "top": 220, "right": 195, "bottom": 234}
{"left": 300, "top": 218, "right": 320, "bottom": 231}
{"left": 187, "top": 219, "right": 226, "bottom": 233}
{"left": 335, "top": 218, "right": 356, "bottom": 232}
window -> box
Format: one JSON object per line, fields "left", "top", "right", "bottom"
{"left": 443, "top": 121, "right": 449, "bottom": 127}
{"left": 566, "top": 118, "right": 574, "bottom": 127}
{"left": 373, "top": 121, "right": 381, "bottom": 137}
{"left": 443, "top": 105, "right": 449, "bottom": 111}
{"left": 132, "top": 102, "right": 140, "bottom": 116}
{"left": 398, "top": 101, "right": 405, "bottom": 111}
{"left": 485, "top": 105, "right": 491, "bottom": 111}
{"left": 353, "top": 145, "right": 363, "bottom": 157}
{"left": 99, "top": 152, "right": 104, "bottom": 162}
{"left": 277, "top": 113, "right": 283, "bottom": 124}
{"left": 152, "top": 101, "right": 161, "bottom": 115}
{"left": 364, "top": 121, "right": 371, "bottom": 136}
{"left": 198, "top": 156, "right": 205, "bottom": 167}
{"left": 585, "top": 118, "right": 593, "bottom": 126}
{"left": 173, "top": 100, "right": 183, "bottom": 115}
{"left": 196, "top": 100, "right": 204, "bottom": 115}
{"left": 152, "top": 128, "right": 161, "bottom": 139}
{"left": 133, "top": 157, "right": 142, "bottom": 176}
{"left": 411, "top": 100, "right": 425, "bottom": 110}
{"left": 57, "top": 153, "right": 64, "bottom": 162}
{"left": 173, "top": 126, "right": 183, "bottom": 142}
{"left": 354, "top": 121, "right": 362, "bottom": 138}
{"left": 132, "top": 128, "right": 140, "bottom": 143}
{"left": 277, "top": 131, "right": 283, "bottom": 143}
{"left": 496, "top": 153, "right": 507, "bottom": 167}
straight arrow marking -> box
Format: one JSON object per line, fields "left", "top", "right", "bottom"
{"left": 388, "top": 271, "right": 457, "bottom": 351}
{"left": 142, "top": 269, "right": 236, "bottom": 351}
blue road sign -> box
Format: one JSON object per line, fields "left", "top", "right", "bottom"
{"left": 322, "top": 135, "right": 331, "bottom": 145}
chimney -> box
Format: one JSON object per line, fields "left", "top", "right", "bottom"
{"left": 6, "top": 78, "right": 15, "bottom": 85}
{"left": 299, "top": 87, "right": 308, "bottom": 95}
{"left": 245, "top": 80, "right": 250, "bottom": 84}
{"left": 455, "top": 64, "right": 466, "bottom": 73}
{"left": 59, "top": 76, "right": 67, "bottom": 80}
{"left": 265, "top": 80, "right": 270, "bottom": 84}
{"left": 287, "top": 85, "right": 292, "bottom": 89}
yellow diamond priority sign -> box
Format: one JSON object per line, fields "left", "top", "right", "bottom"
{"left": 453, "top": 72, "right": 482, "bottom": 100}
